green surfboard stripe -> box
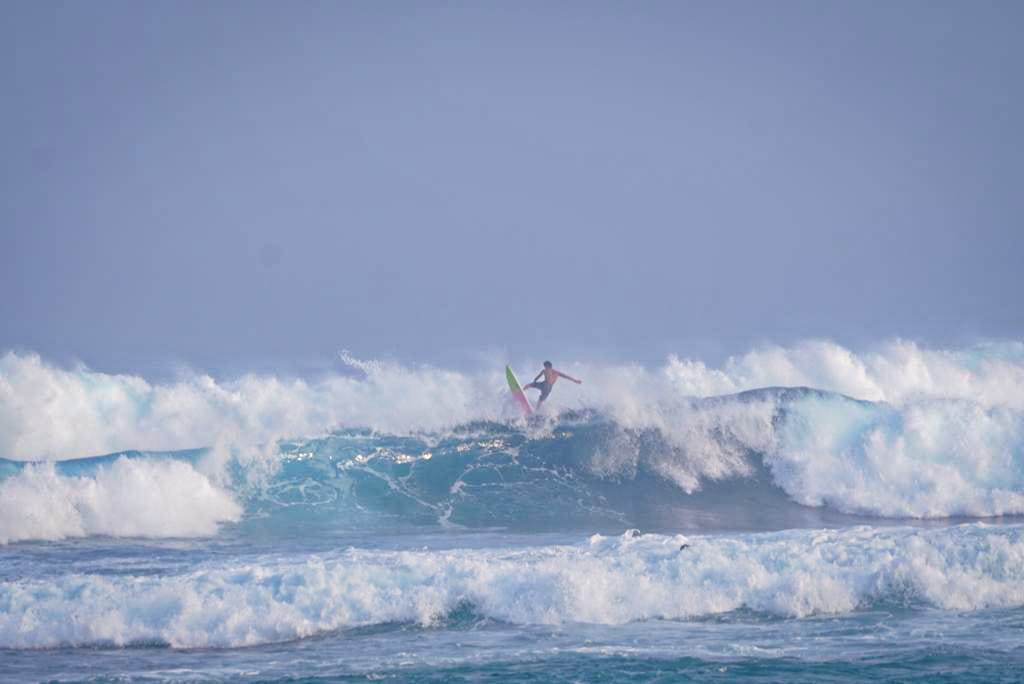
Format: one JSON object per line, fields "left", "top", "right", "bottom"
{"left": 505, "top": 365, "right": 522, "bottom": 392}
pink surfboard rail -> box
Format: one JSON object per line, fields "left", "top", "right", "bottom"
{"left": 505, "top": 365, "right": 534, "bottom": 416}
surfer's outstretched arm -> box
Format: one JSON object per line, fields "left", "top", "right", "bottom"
{"left": 557, "top": 371, "right": 582, "bottom": 384}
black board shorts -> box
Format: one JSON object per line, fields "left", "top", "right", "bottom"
{"left": 525, "top": 381, "right": 552, "bottom": 399}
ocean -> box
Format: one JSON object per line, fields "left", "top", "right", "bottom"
{"left": 2, "top": 342, "right": 1023, "bottom": 682}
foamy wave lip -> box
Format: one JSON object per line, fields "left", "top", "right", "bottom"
{"left": 1, "top": 525, "right": 1022, "bottom": 649}
{"left": 0, "top": 458, "right": 242, "bottom": 544}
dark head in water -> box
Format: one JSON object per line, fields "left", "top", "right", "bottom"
{"left": 543, "top": 361, "right": 552, "bottom": 368}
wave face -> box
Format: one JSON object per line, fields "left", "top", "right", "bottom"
{"left": 2, "top": 524, "right": 1022, "bottom": 649}
{"left": 1, "top": 341, "right": 1023, "bottom": 544}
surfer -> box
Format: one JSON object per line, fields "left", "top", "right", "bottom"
{"left": 522, "top": 361, "right": 581, "bottom": 408}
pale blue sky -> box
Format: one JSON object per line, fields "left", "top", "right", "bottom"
{"left": 2, "top": 1, "right": 1021, "bottom": 375}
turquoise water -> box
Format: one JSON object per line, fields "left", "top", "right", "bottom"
{"left": 3, "top": 388, "right": 1024, "bottom": 682}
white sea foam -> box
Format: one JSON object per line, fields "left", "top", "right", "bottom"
{"left": 1, "top": 525, "right": 1021, "bottom": 649}
{"left": 0, "top": 458, "right": 242, "bottom": 544}
{"left": 0, "top": 351, "right": 496, "bottom": 461}
{"left": 657, "top": 339, "right": 1024, "bottom": 407}
{"left": 767, "top": 396, "right": 1024, "bottom": 517}
{"left": 592, "top": 389, "right": 1024, "bottom": 518}
{"left": 3, "top": 340, "right": 1022, "bottom": 461}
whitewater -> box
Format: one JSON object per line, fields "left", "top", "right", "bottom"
{"left": 2, "top": 340, "right": 1023, "bottom": 682}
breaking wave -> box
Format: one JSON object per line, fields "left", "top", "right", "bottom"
{"left": 0, "top": 458, "right": 241, "bottom": 544}
{"left": 2, "top": 525, "right": 1022, "bottom": 649}
{"left": 1, "top": 340, "right": 1023, "bottom": 544}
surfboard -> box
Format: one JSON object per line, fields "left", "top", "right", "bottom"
{"left": 505, "top": 365, "right": 534, "bottom": 416}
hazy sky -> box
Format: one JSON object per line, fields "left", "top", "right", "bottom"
{"left": 2, "top": 1, "right": 1021, "bottom": 375}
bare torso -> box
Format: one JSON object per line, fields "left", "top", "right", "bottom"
{"left": 524, "top": 364, "right": 581, "bottom": 406}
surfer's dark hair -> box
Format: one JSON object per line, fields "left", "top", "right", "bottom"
{"left": 543, "top": 360, "right": 552, "bottom": 367}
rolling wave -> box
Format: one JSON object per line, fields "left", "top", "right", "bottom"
{"left": 1, "top": 341, "right": 1023, "bottom": 544}
{"left": 3, "top": 524, "right": 1022, "bottom": 649}
{"left": 2, "top": 385, "right": 1022, "bottom": 545}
